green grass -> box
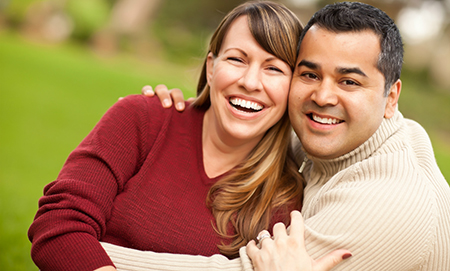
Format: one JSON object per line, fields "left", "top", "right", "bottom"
{"left": 399, "top": 68, "right": 450, "bottom": 181}
{"left": 0, "top": 32, "right": 197, "bottom": 270}
{"left": 0, "top": 32, "right": 449, "bottom": 270}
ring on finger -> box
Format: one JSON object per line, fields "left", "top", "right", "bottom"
{"left": 256, "top": 230, "right": 272, "bottom": 245}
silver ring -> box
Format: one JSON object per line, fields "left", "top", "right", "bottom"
{"left": 257, "top": 231, "right": 271, "bottom": 243}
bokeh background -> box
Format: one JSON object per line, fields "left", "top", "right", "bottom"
{"left": 1, "top": 0, "right": 449, "bottom": 269}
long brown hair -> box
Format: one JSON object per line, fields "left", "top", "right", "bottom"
{"left": 193, "top": 1, "right": 304, "bottom": 258}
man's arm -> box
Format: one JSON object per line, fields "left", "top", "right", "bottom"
{"left": 101, "top": 242, "right": 249, "bottom": 271}
{"left": 101, "top": 212, "right": 351, "bottom": 271}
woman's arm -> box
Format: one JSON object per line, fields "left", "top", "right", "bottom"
{"left": 29, "top": 96, "right": 156, "bottom": 270}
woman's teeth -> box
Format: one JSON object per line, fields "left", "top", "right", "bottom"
{"left": 229, "top": 98, "right": 263, "bottom": 112}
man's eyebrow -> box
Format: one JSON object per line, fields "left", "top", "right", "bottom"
{"left": 297, "top": 60, "right": 319, "bottom": 70}
{"left": 298, "top": 60, "right": 368, "bottom": 77}
{"left": 337, "top": 67, "right": 367, "bottom": 77}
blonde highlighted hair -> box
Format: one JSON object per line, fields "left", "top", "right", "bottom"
{"left": 193, "top": 1, "right": 304, "bottom": 258}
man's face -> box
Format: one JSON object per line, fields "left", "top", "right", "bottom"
{"left": 289, "top": 26, "right": 400, "bottom": 159}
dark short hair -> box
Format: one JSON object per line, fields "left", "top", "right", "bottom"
{"left": 299, "top": 2, "right": 403, "bottom": 96}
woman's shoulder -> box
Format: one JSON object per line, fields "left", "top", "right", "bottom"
{"left": 117, "top": 95, "right": 197, "bottom": 114}
{"left": 109, "top": 95, "right": 173, "bottom": 121}
{"left": 112, "top": 95, "right": 204, "bottom": 128}
{"left": 116, "top": 95, "right": 165, "bottom": 110}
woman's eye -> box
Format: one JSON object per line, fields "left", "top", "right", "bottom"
{"left": 268, "top": 66, "right": 283, "bottom": 73}
{"left": 227, "top": 57, "right": 243, "bottom": 63}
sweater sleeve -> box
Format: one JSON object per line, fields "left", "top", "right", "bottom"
{"left": 101, "top": 242, "right": 253, "bottom": 271}
{"left": 28, "top": 95, "right": 159, "bottom": 271}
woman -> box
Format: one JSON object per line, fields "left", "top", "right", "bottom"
{"left": 29, "top": 2, "right": 305, "bottom": 270}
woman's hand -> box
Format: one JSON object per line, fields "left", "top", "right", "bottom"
{"left": 142, "top": 85, "right": 188, "bottom": 111}
{"left": 246, "top": 211, "right": 352, "bottom": 271}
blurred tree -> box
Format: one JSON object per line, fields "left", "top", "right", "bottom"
{"left": 1, "top": 0, "right": 37, "bottom": 28}
{"left": 91, "top": 0, "right": 161, "bottom": 54}
{"left": 66, "top": 0, "right": 110, "bottom": 42}
{"left": 21, "top": 0, "right": 73, "bottom": 42}
{"left": 152, "top": 0, "right": 247, "bottom": 62}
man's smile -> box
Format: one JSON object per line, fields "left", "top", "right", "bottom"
{"left": 307, "top": 113, "right": 344, "bottom": 125}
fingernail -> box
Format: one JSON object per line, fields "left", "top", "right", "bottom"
{"left": 144, "top": 89, "right": 154, "bottom": 95}
{"left": 163, "top": 99, "right": 171, "bottom": 107}
{"left": 176, "top": 102, "right": 184, "bottom": 110}
{"left": 342, "top": 253, "right": 352, "bottom": 260}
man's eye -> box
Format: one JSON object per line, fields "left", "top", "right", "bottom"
{"left": 342, "top": 79, "right": 359, "bottom": 86}
{"left": 302, "top": 72, "right": 318, "bottom": 79}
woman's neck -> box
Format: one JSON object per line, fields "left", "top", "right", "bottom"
{"left": 202, "top": 109, "right": 262, "bottom": 178}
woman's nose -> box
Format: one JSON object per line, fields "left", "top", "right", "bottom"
{"left": 239, "top": 65, "right": 263, "bottom": 92}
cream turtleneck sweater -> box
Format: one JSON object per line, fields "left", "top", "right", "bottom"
{"left": 101, "top": 110, "right": 450, "bottom": 270}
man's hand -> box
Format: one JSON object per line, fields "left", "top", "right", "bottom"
{"left": 142, "top": 85, "right": 189, "bottom": 111}
{"left": 94, "top": 265, "right": 116, "bottom": 271}
{"left": 246, "top": 211, "right": 352, "bottom": 271}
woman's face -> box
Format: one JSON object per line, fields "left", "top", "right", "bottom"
{"left": 206, "top": 15, "right": 292, "bottom": 144}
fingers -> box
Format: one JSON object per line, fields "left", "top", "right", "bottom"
{"left": 256, "top": 230, "right": 272, "bottom": 248}
{"left": 169, "top": 88, "right": 186, "bottom": 111}
{"left": 272, "top": 222, "right": 288, "bottom": 240}
{"left": 313, "top": 250, "right": 352, "bottom": 271}
{"left": 142, "top": 85, "right": 187, "bottom": 111}
{"left": 247, "top": 211, "right": 352, "bottom": 271}
{"left": 154, "top": 84, "right": 173, "bottom": 108}
{"left": 288, "top": 210, "right": 305, "bottom": 245}
{"left": 246, "top": 240, "right": 259, "bottom": 259}
{"left": 142, "top": 85, "right": 155, "bottom": 97}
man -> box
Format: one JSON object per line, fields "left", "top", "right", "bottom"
{"left": 107, "top": 2, "right": 450, "bottom": 270}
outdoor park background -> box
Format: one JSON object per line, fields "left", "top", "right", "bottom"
{"left": 1, "top": 0, "right": 450, "bottom": 269}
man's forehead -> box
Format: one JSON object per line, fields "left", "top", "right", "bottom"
{"left": 301, "top": 25, "right": 380, "bottom": 46}
{"left": 297, "top": 26, "right": 381, "bottom": 67}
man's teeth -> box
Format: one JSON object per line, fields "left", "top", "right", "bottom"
{"left": 230, "top": 98, "right": 263, "bottom": 111}
{"left": 312, "top": 114, "right": 342, "bottom": 124}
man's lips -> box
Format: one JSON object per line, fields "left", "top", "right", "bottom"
{"left": 307, "top": 113, "right": 344, "bottom": 125}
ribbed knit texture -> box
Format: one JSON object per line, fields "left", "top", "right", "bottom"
{"left": 295, "top": 110, "right": 450, "bottom": 270}
{"left": 99, "top": 109, "right": 450, "bottom": 270}
{"left": 101, "top": 243, "right": 254, "bottom": 271}
{"left": 29, "top": 95, "right": 227, "bottom": 270}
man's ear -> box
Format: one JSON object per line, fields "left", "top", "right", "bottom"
{"left": 384, "top": 79, "right": 401, "bottom": 118}
{"left": 206, "top": 52, "right": 215, "bottom": 86}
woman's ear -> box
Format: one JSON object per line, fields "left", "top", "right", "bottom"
{"left": 206, "top": 52, "right": 215, "bottom": 86}
{"left": 384, "top": 79, "right": 401, "bottom": 118}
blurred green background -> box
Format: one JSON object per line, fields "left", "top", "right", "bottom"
{"left": 1, "top": 0, "right": 449, "bottom": 270}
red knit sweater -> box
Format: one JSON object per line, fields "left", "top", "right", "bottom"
{"left": 29, "top": 96, "right": 228, "bottom": 270}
